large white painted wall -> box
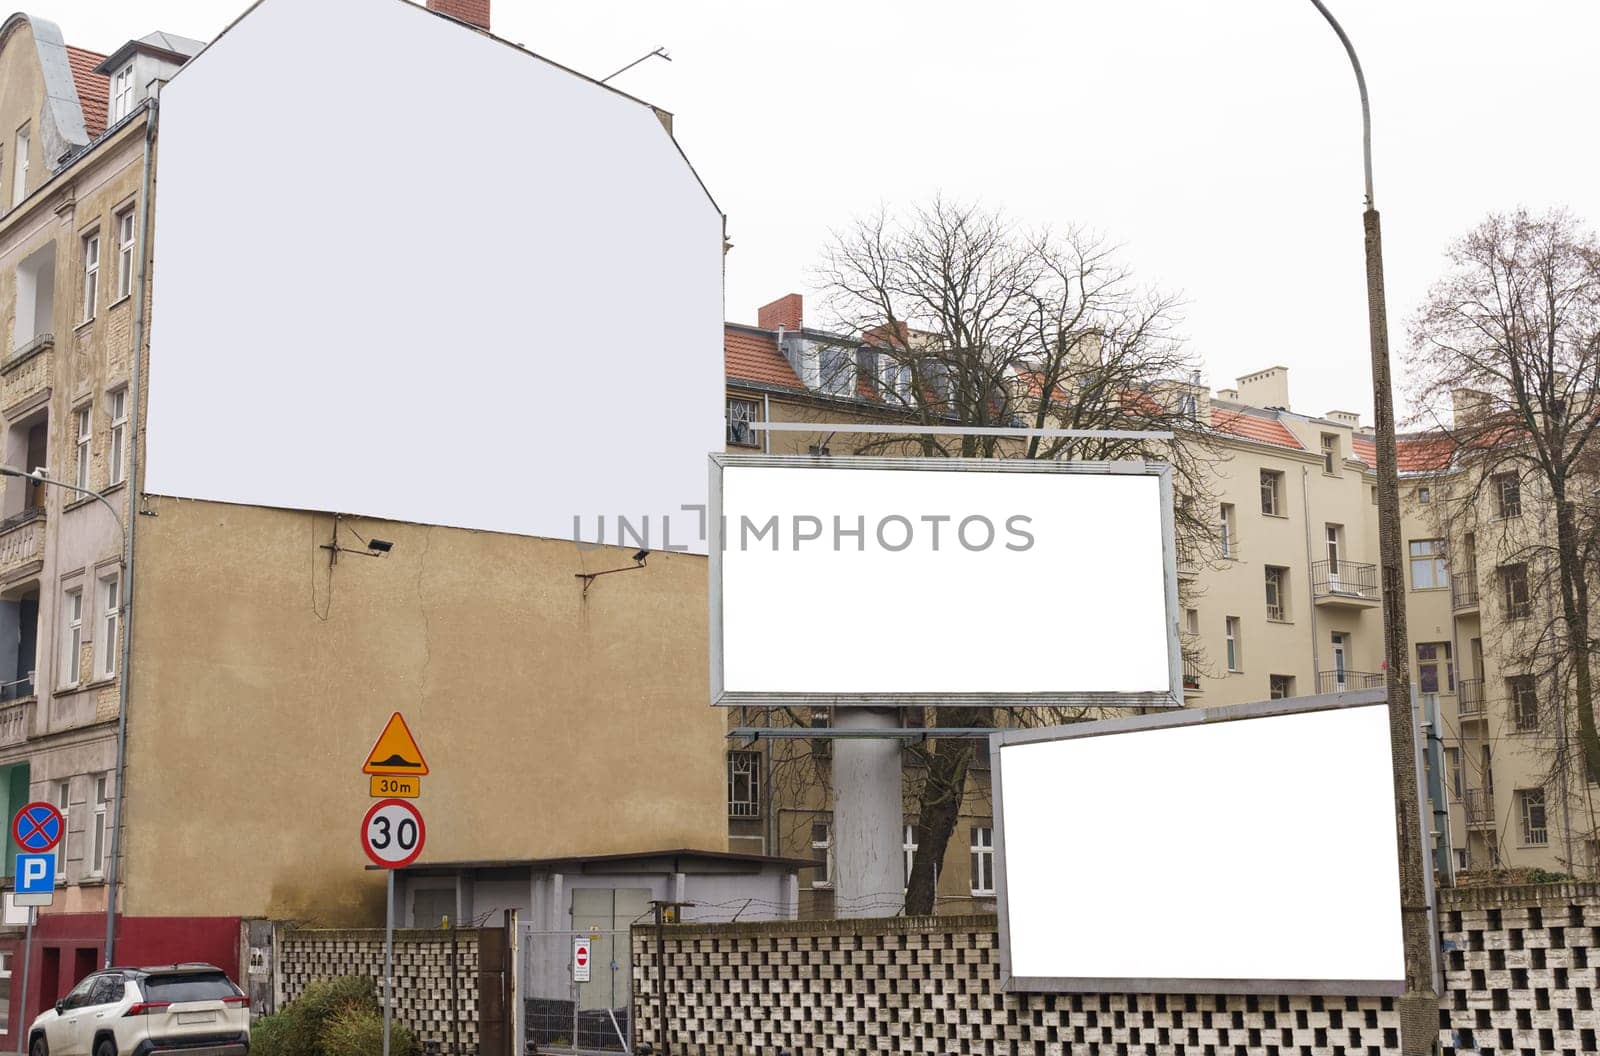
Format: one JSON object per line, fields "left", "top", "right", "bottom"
{"left": 145, "top": 0, "right": 724, "bottom": 551}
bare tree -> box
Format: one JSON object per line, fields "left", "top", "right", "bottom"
{"left": 805, "top": 198, "right": 1215, "bottom": 914}
{"left": 1408, "top": 208, "right": 1600, "bottom": 810}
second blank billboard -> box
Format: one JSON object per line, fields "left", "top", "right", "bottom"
{"left": 711, "top": 456, "right": 1179, "bottom": 706}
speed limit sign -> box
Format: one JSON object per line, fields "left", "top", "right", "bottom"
{"left": 361, "top": 798, "right": 426, "bottom": 868}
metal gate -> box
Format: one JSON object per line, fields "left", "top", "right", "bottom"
{"left": 518, "top": 925, "right": 632, "bottom": 1054}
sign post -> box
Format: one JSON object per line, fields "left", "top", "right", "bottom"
{"left": 11, "top": 802, "right": 63, "bottom": 1055}
{"left": 360, "top": 714, "right": 427, "bottom": 1056}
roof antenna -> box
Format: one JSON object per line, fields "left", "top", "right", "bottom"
{"left": 601, "top": 46, "right": 670, "bottom": 84}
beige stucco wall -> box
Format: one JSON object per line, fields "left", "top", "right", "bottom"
{"left": 122, "top": 498, "right": 726, "bottom": 924}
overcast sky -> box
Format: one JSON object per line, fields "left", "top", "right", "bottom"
{"left": 64, "top": 0, "right": 1600, "bottom": 421}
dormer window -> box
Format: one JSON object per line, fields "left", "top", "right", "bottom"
{"left": 112, "top": 63, "right": 136, "bottom": 122}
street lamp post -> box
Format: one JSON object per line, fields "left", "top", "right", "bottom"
{"left": 0, "top": 466, "right": 125, "bottom": 538}
{"left": 1305, "top": 3, "right": 1438, "bottom": 1052}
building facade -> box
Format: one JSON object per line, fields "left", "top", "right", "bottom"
{"left": 722, "top": 293, "right": 1599, "bottom": 915}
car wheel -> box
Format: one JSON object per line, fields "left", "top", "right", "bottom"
{"left": 94, "top": 1039, "right": 117, "bottom": 1056}
{"left": 29, "top": 1037, "right": 46, "bottom": 1056}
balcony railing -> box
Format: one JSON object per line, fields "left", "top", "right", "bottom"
{"left": 1463, "top": 788, "right": 1494, "bottom": 828}
{"left": 0, "top": 505, "right": 45, "bottom": 577}
{"left": 1317, "top": 669, "right": 1385, "bottom": 694}
{"left": 1311, "top": 560, "right": 1380, "bottom": 604}
{"left": 0, "top": 696, "right": 30, "bottom": 747}
{"left": 1183, "top": 657, "right": 1201, "bottom": 692}
{"left": 1452, "top": 574, "right": 1480, "bottom": 611}
{"left": 1458, "top": 678, "right": 1485, "bottom": 718}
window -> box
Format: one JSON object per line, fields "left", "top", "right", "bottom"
{"left": 1482, "top": 745, "right": 1494, "bottom": 794}
{"left": 116, "top": 209, "right": 136, "bottom": 299}
{"left": 1416, "top": 642, "right": 1454, "bottom": 695}
{"left": 1495, "top": 472, "right": 1522, "bottom": 518}
{"left": 74, "top": 405, "right": 92, "bottom": 492}
{"left": 1224, "top": 616, "right": 1241, "bottom": 672}
{"left": 81, "top": 231, "right": 100, "bottom": 322}
{"left": 878, "top": 355, "right": 912, "bottom": 402}
{"left": 1321, "top": 433, "right": 1339, "bottom": 474}
{"left": 1409, "top": 539, "right": 1447, "bottom": 590}
{"left": 1517, "top": 788, "right": 1547, "bottom": 846}
{"left": 90, "top": 774, "right": 110, "bottom": 875}
{"left": 1445, "top": 747, "right": 1462, "bottom": 799}
{"left": 1260, "top": 470, "right": 1283, "bottom": 516}
{"left": 1264, "top": 566, "right": 1288, "bottom": 621}
{"left": 1417, "top": 485, "right": 1432, "bottom": 504}
{"left": 1499, "top": 563, "right": 1530, "bottom": 619}
{"left": 818, "top": 345, "right": 854, "bottom": 397}
{"left": 1509, "top": 675, "right": 1538, "bottom": 732}
{"left": 108, "top": 389, "right": 128, "bottom": 486}
{"left": 1184, "top": 608, "right": 1199, "bottom": 636}
{"left": 806, "top": 444, "right": 831, "bottom": 457}
{"left": 1269, "top": 674, "right": 1294, "bottom": 699}
{"left": 725, "top": 397, "right": 759, "bottom": 447}
{"left": 60, "top": 587, "right": 83, "bottom": 686}
{"left": 111, "top": 63, "right": 135, "bottom": 122}
{"left": 54, "top": 779, "right": 69, "bottom": 877}
{"left": 0, "top": 950, "right": 10, "bottom": 1034}
{"left": 1325, "top": 524, "right": 1342, "bottom": 572}
{"left": 1370, "top": 485, "right": 1378, "bottom": 505}
{"left": 727, "top": 750, "right": 760, "bottom": 818}
{"left": 969, "top": 825, "right": 994, "bottom": 896}
{"left": 97, "top": 572, "right": 120, "bottom": 681}
{"left": 1218, "top": 503, "right": 1235, "bottom": 557}
{"left": 810, "top": 821, "right": 833, "bottom": 889}
{"left": 809, "top": 706, "right": 831, "bottom": 758}
{"left": 12, "top": 125, "right": 27, "bottom": 208}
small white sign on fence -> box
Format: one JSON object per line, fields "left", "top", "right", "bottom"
{"left": 572, "top": 936, "right": 592, "bottom": 983}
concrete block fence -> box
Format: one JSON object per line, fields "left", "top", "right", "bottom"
{"left": 631, "top": 883, "right": 1600, "bottom": 1055}
{"left": 275, "top": 926, "right": 508, "bottom": 1054}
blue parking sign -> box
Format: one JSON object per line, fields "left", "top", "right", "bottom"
{"left": 14, "top": 853, "right": 54, "bottom": 906}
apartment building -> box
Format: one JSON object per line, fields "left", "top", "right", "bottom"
{"left": 722, "top": 293, "right": 1594, "bottom": 914}
{"left": 0, "top": 0, "right": 737, "bottom": 1031}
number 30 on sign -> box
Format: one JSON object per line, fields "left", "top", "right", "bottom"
{"left": 361, "top": 799, "right": 426, "bottom": 868}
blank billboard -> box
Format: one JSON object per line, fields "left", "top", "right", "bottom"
{"left": 144, "top": 0, "right": 723, "bottom": 552}
{"left": 993, "top": 692, "right": 1407, "bottom": 993}
{"left": 711, "top": 456, "right": 1180, "bottom": 706}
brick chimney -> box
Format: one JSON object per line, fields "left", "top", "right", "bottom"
{"left": 426, "top": 0, "right": 490, "bottom": 31}
{"left": 757, "top": 293, "right": 803, "bottom": 333}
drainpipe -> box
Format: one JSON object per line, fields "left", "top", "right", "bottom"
{"left": 1301, "top": 467, "right": 1321, "bottom": 683}
{"left": 104, "top": 95, "right": 157, "bottom": 966}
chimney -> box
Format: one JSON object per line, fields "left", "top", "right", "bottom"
{"left": 1215, "top": 387, "right": 1239, "bottom": 401}
{"left": 1326, "top": 410, "right": 1361, "bottom": 429}
{"left": 1235, "top": 366, "right": 1291, "bottom": 410}
{"left": 757, "top": 293, "right": 803, "bottom": 333}
{"left": 426, "top": 0, "right": 490, "bottom": 31}
{"left": 1452, "top": 388, "right": 1490, "bottom": 427}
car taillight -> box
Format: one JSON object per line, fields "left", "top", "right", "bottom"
{"left": 124, "top": 1002, "right": 171, "bottom": 1016}
{"left": 223, "top": 996, "right": 250, "bottom": 1008}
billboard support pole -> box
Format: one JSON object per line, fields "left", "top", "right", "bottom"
{"left": 831, "top": 708, "right": 904, "bottom": 918}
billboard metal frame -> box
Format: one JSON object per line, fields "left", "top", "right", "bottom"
{"left": 988, "top": 687, "right": 1418, "bottom": 996}
{"left": 708, "top": 453, "right": 1183, "bottom": 708}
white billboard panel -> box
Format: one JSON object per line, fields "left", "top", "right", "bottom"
{"left": 144, "top": 0, "right": 723, "bottom": 551}
{"left": 711, "top": 456, "right": 1180, "bottom": 706}
{"left": 993, "top": 692, "right": 1407, "bottom": 993}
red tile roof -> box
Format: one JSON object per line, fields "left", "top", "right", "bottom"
{"left": 1348, "top": 434, "right": 1458, "bottom": 474}
{"left": 1351, "top": 436, "right": 1376, "bottom": 467}
{"left": 725, "top": 326, "right": 804, "bottom": 391}
{"left": 1211, "top": 409, "right": 1303, "bottom": 450}
{"left": 66, "top": 45, "right": 109, "bottom": 138}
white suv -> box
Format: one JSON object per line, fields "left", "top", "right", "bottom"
{"left": 27, "top": 964, "right": 250, "bottom": 1056}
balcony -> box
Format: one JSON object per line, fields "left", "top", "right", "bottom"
{"left": 1451, "top": 574, "right": 1480, "bottom": 613}
{"left": 1311, "top": 560, "right": 1381, "bottom": 609}
{"left": 0, "top": 695, "right": 31, "bottom": 747}
{"left": 0, "top": 507, "right": 44, "bottom": 580}
{"left": 1463, "top": 788, "right": 1495, "bottom": 829}
{"left": 1458, "top": 678, "right": 1485, "bottom": 720}
{"left": 1176, "top": 552, "right": 1199, "bottom": 579}
{"left": 1, "top": 334, "right": 52, "bottom": 413}
{"left": 1183, "top": 657, "right": 1201, "bottom": 695}
{"left": 1317, "top": 669, "right": 1385, "bottom": 694}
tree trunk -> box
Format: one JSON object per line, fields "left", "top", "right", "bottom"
{"left": 903, "top": 708, "right": 983, "bottom": 915}
{"left": 1553, "top": 498, "right": 1600, "bottom": 785}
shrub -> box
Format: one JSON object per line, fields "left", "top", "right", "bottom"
{"left": 321, "top": 1004, "right": 420, "bottom": 1056}
{"left": 249, "top": 975, "right": 418, "bottom": 1056}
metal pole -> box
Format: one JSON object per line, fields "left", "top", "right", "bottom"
{"left": 652, "top": 903, "right": 668, "bottom": 1056}
{"left": 571, "top": 935, "right": 578, "bottom": 1053}
{"left": 383, "top": 869, "right": 393, "bottom": 1056}
{"left": 1305, "top": 3, "right": 1438, "bottom": 1050}
{"left": 16, "top": 908, "right": 33, "bottom": 1056}
{"left": 448, "top": 918, "right": 458, "bottom": 1056}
